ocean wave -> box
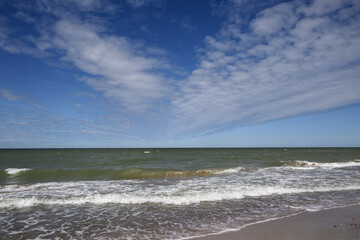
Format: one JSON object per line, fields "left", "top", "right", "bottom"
{"left": 212, "top": 167, "right": 243, "bottom": 175}
{"left": 5, "top": 168, "right": 32, "bottom": 175}
{"left": 282, "top": 160, "right": 360, "bottom": 169}
{"left": 1, "top": 184, "right": 359, "bottom": 208}
{"left": 0, "top": 166, "right": 244, "bottom": 183}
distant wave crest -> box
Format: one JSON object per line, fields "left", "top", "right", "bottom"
{"left": 282, "top": 160, "right": 360, "bottom": 169}
{"left": 5, "top": 168, "right": 32, "bottom": 175}
{"left": 0, "top": 166, "right": 244, "bottom": 183}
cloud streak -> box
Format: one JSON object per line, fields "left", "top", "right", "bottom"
{"left": 50, "top": 18, "right": 169, "bottom": 111}
{"left": 171, "top": 0, "right": 360, "bottom": 136}
{"left": 125, "top": 0, "right": 164, "bottom": 8}
{"left": 4, "top": 0, "right": 170, "bottom": 112}
{"left": 0, "top": 89, "right": 22, "bottom": 101}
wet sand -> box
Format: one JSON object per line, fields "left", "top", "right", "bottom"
{"left": 191, "top": 205, "right": 360, "bottom": 240}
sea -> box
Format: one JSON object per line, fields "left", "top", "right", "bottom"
{"left": 0, "top": 148, "right": 359, "bottom": 239}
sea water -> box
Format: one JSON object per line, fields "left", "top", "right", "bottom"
{"left": 0, "top": 148, "right": 359, "bottom": 239}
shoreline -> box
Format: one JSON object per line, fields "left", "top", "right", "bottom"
{"left": 188, "top": 204, "right": 360, "bottom": 240}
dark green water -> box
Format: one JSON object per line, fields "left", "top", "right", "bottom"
{"left": 1, "top": 148, "right": 359, "bottom": 184}
{"left": 0, "top": 148, "right": 359, "bottom": 239}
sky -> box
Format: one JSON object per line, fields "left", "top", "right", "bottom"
{"left": 0, "top": 0, "right": 359, "bottom": 148}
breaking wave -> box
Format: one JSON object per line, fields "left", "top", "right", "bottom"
{"left": 282, "top": 160, "right": 360, "bottom": 169}
{"left": 1, "top": 182, "right": 359, "bottom": 208}
{"left": 0, "top": 167, "right": 244, "bottom": 184}
{"left": 2, "top": 160, "right": 359, "bottom": 184}
{"left": 5, "top": 168, "right": 32, "bottom": 175}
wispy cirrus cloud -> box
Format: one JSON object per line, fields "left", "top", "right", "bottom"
{"left": 179, "top": 16, "right": 197, "bottom": 33}
{"left": 0, "top": 15, "right": 46, "bottom": 57}
{"left": 49, "top": 17, "right": 169, "bottom": 111}
{"left": 1, "top": 0, "right": 170, "bottom": 112}
{"left": 0, "top": 88, "right": 47, "bottom": 109}
{"left": 0, "top": 103, "right": 140, "bottom": 148}
{"left": 0, "top": 88, "right": 23, "bottom": 101}
{"left": 125, "top": 0, "right": 165, "bottom": 8}
{"left": 171, "top": 0, "right": 360, "bottom": 136}
{"left": 0, "top": 0, "right": 359, "bottom": 143}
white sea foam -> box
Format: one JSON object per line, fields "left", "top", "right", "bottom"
{"left": 212, "top": 167, "right": 243, "bottom": 175}
{"left": 285, "top": 160, "right": 360, "bottom": 169}
{"left": 1, "top": 184, "right": 359, "bottom": 208}
{"left": 5, "top": 168, "right": 32, "bottom": 175}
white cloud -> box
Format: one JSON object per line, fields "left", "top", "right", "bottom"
{"left": 0, "top": 88, "right": 47, "bottom": 109}
{"left": 68, "top": 0, "right": 102, "bottom": 10}
{"left": 0, "top": 103, "right": 139, "bottom": 147}
{"left": 36, "top": 0, "right": 108, "bottom": 13}
{"left": 126, "top": 0, "right": 164, "bottom": 8}
{"left": 0, "top": 13, "right": 49, "bottom": 57}
{"left": 49, "top": 18, "right": 168, "bottom": 111}
{"left": 297, "top": 0, "right": 347, "bottom": 16}
{"left": 250, "top": 2, "right": 297, "bottom": 36}
{"left": 171, "top": 0, "right": 360, "bottom": 136}
{"left": 0, "top": 89, "right": 22, "bottom": 101}
{"left": 3, "top": 0, "right": 170, "bottom": 112}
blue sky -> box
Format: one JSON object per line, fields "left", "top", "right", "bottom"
{"left": 0, "top": 0, "right": 359, "bottom": 148}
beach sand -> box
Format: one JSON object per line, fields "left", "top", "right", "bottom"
{"left": 191, "top": 205, "right": 360, "bottom": 240}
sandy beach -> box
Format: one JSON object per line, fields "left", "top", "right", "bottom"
{"left": 191, "top": 205, "right": 360, "bottom": 240}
